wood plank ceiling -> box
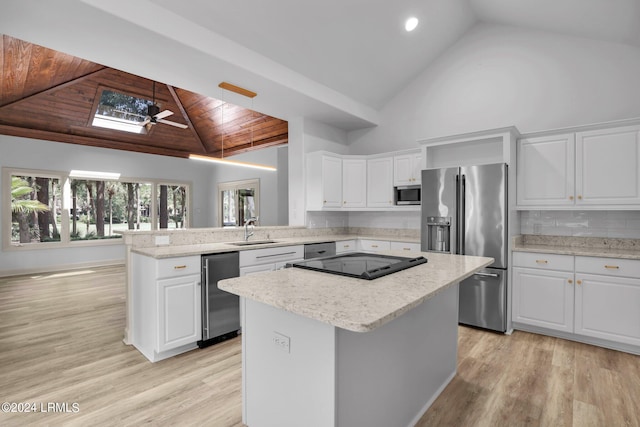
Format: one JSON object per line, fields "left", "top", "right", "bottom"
{"left": 0, "top": 35, "right": 288, "bottom": 159}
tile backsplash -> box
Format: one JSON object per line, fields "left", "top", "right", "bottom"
{"left": 307, "top": 211, "right": 420, "bottom": 230}
{"left": 520, "top": 210, "right": 640, "bottom": 238}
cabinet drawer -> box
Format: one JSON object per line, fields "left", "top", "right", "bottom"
{"left": 359, "top": 239, "right": 391, "bottom": 252}
{"left": 239, "top": 245, "right": 304, "bottom": 267}
{"left": 512, "top": 252, "right": 574, "bottom": 271}
{"left": 575, "top": 256, "right": 640, "bottom": 278}
{"left": 156, "top": 256, "right": 200, "bottom": 279}
{"left": 390, "top": 241, "right": 421, "bottom": 252}
{"left": 336, "top": 239, "right": 357, "bottom": 253}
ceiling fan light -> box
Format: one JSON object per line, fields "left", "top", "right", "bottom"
{"left": 405, "top": 17, "right": 419, "bottom": 32}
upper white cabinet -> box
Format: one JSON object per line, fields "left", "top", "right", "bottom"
{"left": 367, "top": 157, "right": 394, "bottom": 208}
{"left": 342, "top": 158, "right": 367, "bottom": 208}
{"left": 306, "top": 152, "right": 342, "bottom": 209}
{"left": 517, "top": 124, "right": 640, "bottom": 208}
{"left": 393, "top": 152, "right": 422, "bottom": 186}
{"left": 576, "top": 125, "right": 640, "bottom": 205}
{"left": 516, "top": 133, "right": 575, "bottom": 206}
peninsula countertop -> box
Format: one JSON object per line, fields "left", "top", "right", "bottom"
{"left": 218, "top": 251, "right": 493, "bottom": 333}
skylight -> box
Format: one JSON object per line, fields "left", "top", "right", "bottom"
{"left": 92, "top": 89, "right": 152, "bottom": 134}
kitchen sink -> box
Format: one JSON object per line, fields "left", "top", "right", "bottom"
{"left": 228, "top": 240, "right": 278, "bottom": 246}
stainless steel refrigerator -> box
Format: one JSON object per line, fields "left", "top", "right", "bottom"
{"left": 421, "top": 163, "right": 508, "bottom": 332}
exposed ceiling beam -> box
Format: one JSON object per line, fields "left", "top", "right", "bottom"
{"left": 166, "top": 84, "right": 207, "bottom": 153}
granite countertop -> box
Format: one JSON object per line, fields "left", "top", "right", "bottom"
{"left": 512, "top": 235, "right": 640, "bottom": 260}
{"left": 132, "top": 234, "right": 420, "bottom": 259}
{"left": 218, "top": 251, "right": 493, "bottom": 333}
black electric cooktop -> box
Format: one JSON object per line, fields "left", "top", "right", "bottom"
{"left": 289, "top": 252, "right": 427, "bottom": 280}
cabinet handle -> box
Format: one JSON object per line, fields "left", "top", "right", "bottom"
{"left": 568, "top": 279, "right": 573, "bottom": 284}
{"left": 323, "top": 200, "right": 327, "bottom": 204}
{"left": 344, "top": 245, "right": 350, "bottom": 248}
{"left": 604, "top": 265, "right": 619, "bottom": 270}
{"left": 256, "top": 251, "right": 297, "bottom": 259}
{"left": 535, "top": 260, "right": 548, "bottom": 264}
{"left": 174, "top": 265, "right": 187, "bottom": 270}
{"left": 577, "top": 280, "right": 582, "bottom": 285}
{"left": 569, "top": 196, "right": 574, "bottom": 200}
{"left": 578, "top": 195, "right": 583, "bottom": 200}
{"left": 403, "top": 248, "right": 411, "bottom": 251}
{"left": 371, "top": 245, "right": 378, "bottom": 248}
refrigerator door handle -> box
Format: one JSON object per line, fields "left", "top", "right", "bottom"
{"left": 204, "top": 259, "right": 210, "bottom": 339}
{"left": 455, "top": 174, "right": 460, "bottom": 254}
{"left": 459, "top": 174, "right": 466, "bottom": 255}
{"left": 474, "top": 272, "right": 499, "bottom": 278}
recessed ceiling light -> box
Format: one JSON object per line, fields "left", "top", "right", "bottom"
{"left": 405, "top": 17, "right": 419, "bottom": 32}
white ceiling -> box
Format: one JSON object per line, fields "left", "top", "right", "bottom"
{"left": 2, "top": 0, "right": 639, "bottom": 130}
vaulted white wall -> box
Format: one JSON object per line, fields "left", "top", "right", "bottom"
{"left": 348, "top": 24, "right": 640, "bottom": 153}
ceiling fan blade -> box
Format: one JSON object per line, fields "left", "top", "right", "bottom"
{"left": 154, "top": 110, "right": 174, "bottom": 120}
{"left": 139, "top": 117, "right": 151, "bottom": 126}
{"left": 157, "top": 119, "right": 188, "bottom": 129}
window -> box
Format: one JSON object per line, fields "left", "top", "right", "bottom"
{"left": 9, "top": 172, "right": 61, "bottom": 245}
{"left": 218, "top": 179, "right": 259, "bottom": 227}
{"left": 91, "top": 88, "right": 152, "bottom": 134}
{"left": 3, "top": 167, "right": 191, "bottom": 249}
{"left": 157, "top": 184, "right": 188, "bottom": 229}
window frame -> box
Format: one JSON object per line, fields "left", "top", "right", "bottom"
{"left": 217, "top": 178, "right": 260, "bottom": 227}
{"left": 3, "top": 167, "right": 192, "bottom": 251}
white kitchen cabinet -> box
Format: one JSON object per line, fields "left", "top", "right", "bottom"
{"left": 390, "top": 241, "right": 421, "bottom": 253}
{"left": 342, "top": 158, "right": 367, "bottom": 208}
{"left": 512, "top": 267, "right": 574, "bottom": 333}
{"left": 239, "top": 245, "right": 304, "bottom": 275}
{"left": 576, "top": 125, "right": 640, "bottom": 205}
{"left": 367, "top": 157, "right": 394, "bottom": 208}
{"left": 574, "top": 256, "right": 640, "bottom": 347}
{"left": 157, "top": 274, "right": 201, "bottom": 353}
{"left": 336, "top": 239, "right": 357, "bottom": 254}
{"left": 512, "top": 251, "right": 640, "bottom": 353}
{"left": 516, "top": 133, "right": 575, "bottom": 206}
{"left": 306, "top": 152, "right": 342, "bottom": 209}
{"left": 393, "top": 152, "right": 422, "bottom": 186}
{"left": 132, "top": 254, "right": 202, "bottom": 362}
{"left": 358, "top": 239, "right": 391, "bottom": 252}
{"left": 517, "top": 124, "right": 640, "bottom": 208}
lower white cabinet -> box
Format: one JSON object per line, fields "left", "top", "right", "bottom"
{"left": 157, "top": 274, "right": 202, "bottom": 353}
{"left": 390, "top": 241, "right": 421, "bottom": 253}
{"left": 512, "top": 251, "right": 640, "bottom": 352}
{"left": 336, "top": 239, "right": 357, "bottom": 254}
{"left": 358, "top": 239, "right": 391, "bottom": 252}
{"left": 132, "top": 254, "right": 202, "bottom": 362}
{"left": 239, "top": 245, "right": 304, "bottom": 276}
{"left": 575, "top": 257, "right": 640, "bottom": 347}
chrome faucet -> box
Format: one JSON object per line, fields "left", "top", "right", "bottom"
{"left": 244, "top": 217, "right": 258, "bottom": 241}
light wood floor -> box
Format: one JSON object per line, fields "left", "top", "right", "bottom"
{"left": 1, "top": 266, "right": 638, "bottom": 426}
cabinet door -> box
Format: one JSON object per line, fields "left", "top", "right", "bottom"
{"left": 394, "top": 154, "right": 421, "bottom": 186}
{"left": 390, "top": 241, "right": 421, "bottom": 253}
{"left": 512, "top": 267, "right": 574, "bottom": 333}
{"left": 342, "top": 159, "right": 367, "bottom": 208}
{"left": 157, "top": 274, "right": 201, "bottom": 352}
{"left": 358, "top": 239, "right": 391, "bottom": 252}
{"left": 576, "top": 125, "right": 640, "bottom": 206}
{"left": 322, "top": 155, "right": 342, "bottom": 207}
{"left": 410, "top": 153, "right": 423, "bottom": 185}
{"left": 516, "top": 134, "right": 575, "bottom": 206}
{"left": 240, "top": 264, "right": 276, "bottom": 276}
{"left": 575, "top": 273, "right": 640, "bottom": 346}
{"left": 367, "top": 157, "right": 394, "bottom": 207}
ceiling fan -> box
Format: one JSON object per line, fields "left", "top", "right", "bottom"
{"left": 140, "top": 82, "right": 188, "bottom": 129}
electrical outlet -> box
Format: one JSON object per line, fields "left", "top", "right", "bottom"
{"left": 273, "top": 332, "right": 290, "bottom": 353}
{"left": 155, "top": 235, "right": 170, "bottom": 245}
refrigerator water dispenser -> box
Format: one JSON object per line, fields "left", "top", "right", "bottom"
{"left": 426, "top": 216, "right": 451, "bottom": 252}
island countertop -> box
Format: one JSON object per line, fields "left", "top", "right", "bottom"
{"left": 219, "top": 251, "right": 493, "bottom": 333}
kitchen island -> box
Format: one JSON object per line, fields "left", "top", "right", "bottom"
{"left": 219, "top": 251, "right": 493, "bottom": 427}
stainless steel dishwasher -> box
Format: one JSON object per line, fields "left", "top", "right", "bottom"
{"left": 304, "top": 242, "right": 336, "bottom": 259}
{"left": 198, "top": 252, "right": 240, "bottom": 348}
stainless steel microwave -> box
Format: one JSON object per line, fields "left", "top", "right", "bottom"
{"left": 394, "top": 185, "right": 421, "bottom": 205}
